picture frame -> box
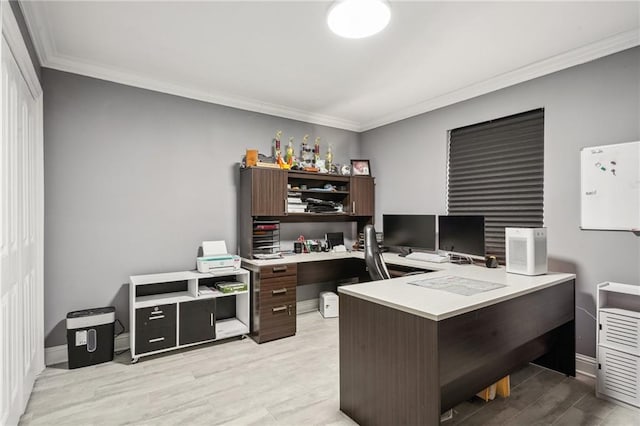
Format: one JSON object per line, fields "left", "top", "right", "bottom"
{"left": 350, "top": 159, "right": 371, "bottom": 176}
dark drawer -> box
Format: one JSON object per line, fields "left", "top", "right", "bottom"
{"left": 135, "top": 325, "right": 176, "bottom": 354}
{"left": 260, "top": 302, "right": 296, "bottom": 321}
{"left": 259, "top": 303, "right": 296, "bottom": 342}
{"left": 260, "top": 263, "right": 298, "bottom": 280}
{"left": 136, "top": 303, "right": 176, "bottom": 331}
{"left": 260, "top": 276, "right": 297, "bottom": 302}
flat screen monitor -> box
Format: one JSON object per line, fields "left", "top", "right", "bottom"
{"left": 382, "top": 214, "right": 436, "bottom": 251}
{"left": 438, "top": 215, "right": 485, "bottom": 257}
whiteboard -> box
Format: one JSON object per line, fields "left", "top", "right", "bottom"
{"left": 580, "top": 141, "right": 640, "bottom": 230}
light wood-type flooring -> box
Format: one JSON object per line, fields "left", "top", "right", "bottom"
{"left": 20, "top": 312, "right": 638, "bottom": 425}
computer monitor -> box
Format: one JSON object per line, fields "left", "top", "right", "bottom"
{"left": 382, "top": 214, "right": 436, "bottom": 252}
{"left": 438, "top": 215, "right": 485, "bottom": 258}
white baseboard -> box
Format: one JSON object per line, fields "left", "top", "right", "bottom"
{"left": 45, "top": 333, "right": 130, "bottom": 366}
{"left": 576, "top": 353, "right": 597, "bottom": 378}
{"left": 297, "top": 299, "right": 319, "bottom": 314}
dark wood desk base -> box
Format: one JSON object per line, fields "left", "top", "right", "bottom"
{"left": 339, "top": 280, "right": 575, "bottom": 426}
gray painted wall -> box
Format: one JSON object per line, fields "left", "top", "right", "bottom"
{"left": 361, "top": 47, "right": 640, "bottom": 357}
{"left": 43, "top": 69, "right": 360, "bottom": 347}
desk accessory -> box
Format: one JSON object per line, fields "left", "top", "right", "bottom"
{"left": 505, "top": 228, "right": 547, "bottom": 275}
{"left": 485, "top": 255, "right": 498, "bottom": 268}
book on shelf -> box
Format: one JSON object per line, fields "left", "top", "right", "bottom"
{"left": 216, "top": 281, "right": 247, "bottom": 293}
{"left": 254, "top": 224, "right": 279, "bottom": 231}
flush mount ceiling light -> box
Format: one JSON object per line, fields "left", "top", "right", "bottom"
{"left": 327, "top": 0, "right": 391, "bottom": 39}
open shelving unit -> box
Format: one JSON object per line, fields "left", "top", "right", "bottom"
{"left": 596, "top": 281, "right": 640, "bottom": 408}
{"left": 239, "top": 167, "right": 375, "bottom": 258}
{"left": 129, "top": 268, "right": 250, "bottom": 363}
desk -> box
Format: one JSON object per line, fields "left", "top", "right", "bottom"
{"left": 242, "top": 252, "right": 453, "bottom": 342}
{"left": 338, "top": 268, "right": 576, "bottom": 425}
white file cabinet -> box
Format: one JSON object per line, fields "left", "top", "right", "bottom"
{"left": 129, "top": 269, "right": 250, "bottom": 363}
{"left": 596, "top": 282, "right": 640, "bottom": 408}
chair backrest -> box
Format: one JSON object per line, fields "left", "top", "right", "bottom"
{"left": 363, "top": 224, "right": 390, "bottom": 281}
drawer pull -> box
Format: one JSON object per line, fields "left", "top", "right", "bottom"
{"left": 272, "top": 288, "right": 287, "bottom": 295}
{"left": 149, "top": 315, "right": 165, "bottom": 320}
{"left": 210, "top": 313, "right": 214, "bottom": 327}
{"left": 288, "top": 304, "right": 293, "bottom": 316}
{"left": 272, "top": 306, "right": 287, "bottom": 313}
{"left": 149, "top": 337, "right": 165, "bottom": 343}
{"left": 272, "top": 265, "right": 287, "bottom": 273}
{"left": 150, "top": 310, "right": 164, "bottom": 316}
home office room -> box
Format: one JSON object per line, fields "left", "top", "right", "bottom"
{"left": 1, "top": 1, "right": 639, "bottom": 425}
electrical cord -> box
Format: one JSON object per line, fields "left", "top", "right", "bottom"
{"left": 576, "top": 306, "right": 597, "bottom": 322}
{"left": 113, "top": 319, "right": 129, "bottom": 356}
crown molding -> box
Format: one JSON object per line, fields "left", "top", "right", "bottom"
{"left": 19, "top": 0, "right": 53, "bottom": 67}
{"left": 360, "top": 29, "right": 640, "bottom": 132}
{"left": 19, "top": 0, "right": 640, "bottom": 134}
{"left": 19, "top": 1, "right": 361, "bottom": 132}
{"left": 3, "top": 1, "right": 42, "bottom": 97}
{"left": 45, "top": 53, "right": 362, "bottom": 132}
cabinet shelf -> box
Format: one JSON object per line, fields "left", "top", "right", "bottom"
{"left": 135, "top": 291, "right": 194, "bottom": 308}
{"left": 239, "top": 167, "right": 374, "bottom": 258}
{"left": 216, "top": 318, "right": 250, "bottom": 339}
{"left": 599, "top": 282, "right": 640, "bottom": 296}
{"left": 198, "top": 289, "right": 248, "bottom": 299}
{"left": 600, "top": 307, "right": 640, "bottom": 319}
{"left": 289, "top": 189, "right": 350, "bottom": 195}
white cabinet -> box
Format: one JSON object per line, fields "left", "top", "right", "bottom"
{"left": 129, "top": 269, "right": 250, "bottom": 363}
{"left": 596, "top": 282, "right": 640, "bottom": 408}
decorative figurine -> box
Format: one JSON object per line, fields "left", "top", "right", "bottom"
{"left": 300, "top": 134, "right": 314, "bottom": 168}
{"left": 314, "top": 137, "right": 321, "bottom": 164}
{"left": 275, "top": 130, "right": 291, "bottom": 169}
{"left": 326, "top": 144, "right": 333, "bottom": 172}
{"left": 274, "top": 130, "right": 282, "bottom": 160}
{"left": 285, "top": 137, "right": 295, "bottom": 167}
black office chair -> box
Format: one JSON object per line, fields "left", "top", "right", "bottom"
{"left": 364, "top": 224, "right": 391, "bottom": 281}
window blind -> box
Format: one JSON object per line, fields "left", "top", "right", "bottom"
{"left": 447, "top": 109, "right": 544, "bottom": 263}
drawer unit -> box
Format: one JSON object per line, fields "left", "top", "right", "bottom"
{"left": 260, "top": 276, "right": 296, "bottom": 303}
{"left": 260, "top": 302, "right": 297, "bottom": 342}
{"left": 136, "top": 304, "right": 177, "bottom": 331}
{"left": 600, "top": 310, "right": 640, "bottom": 354}
{"left": 135, "top": 303, "right": 177, "bottom": 355}
{"left": 596, "top": 282, "right": 640, "bottom": 409}
{"left": 260, "top": 263, "right": 297, "bottom": 280}
{"left": 597, "top": 346, "right": 640, "bottom": 407}
{"left": 250, "top": 263, "right": 298, "bottom": 343}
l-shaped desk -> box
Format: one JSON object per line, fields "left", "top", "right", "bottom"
{"left": 243, "top": 251, "right": 576, "bottom": 425}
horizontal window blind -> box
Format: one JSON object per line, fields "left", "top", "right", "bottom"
{"left": 447, "top": 109, "right": 544, "bottom": 263}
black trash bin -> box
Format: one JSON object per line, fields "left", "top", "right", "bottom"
{"left": 66, "top": 306, "right": 115, "bottom": 369}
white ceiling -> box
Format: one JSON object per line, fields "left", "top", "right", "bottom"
{"left": 21, "top": 1, "right": 640, "bottom": 131}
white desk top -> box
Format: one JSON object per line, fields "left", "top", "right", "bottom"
{"left": 241, "top": 251, "right": 575, "bottom": 321}
{"left": 339, "top": 266, "right": 575, "bottom": 321}
{"left": 241, "top": 251, "right": 455, "bottom": 271}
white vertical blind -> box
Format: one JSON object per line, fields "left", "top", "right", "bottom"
{"left": 447, "top": 109, "right": 544, "bottom": 263}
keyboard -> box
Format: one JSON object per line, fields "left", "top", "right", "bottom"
{"left": 405, "top": 252, "right": 449, "bottom": 263}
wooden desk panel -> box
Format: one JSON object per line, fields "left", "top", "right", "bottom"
{"left": 438, "top": 279, "right": 575, "bottom": 410}
{"left": 339, "top": 293, "right": 440, "bottom": 425}
{"left": 297, "top": 258, "right": 366, "bottom": 286}
{"left": 339, "top": 278, "right": 575, "bottom": 425}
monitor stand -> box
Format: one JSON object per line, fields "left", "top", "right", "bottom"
{"left": 449, "top": 253, "right": 473, "bottom": 264}
{"left": 398, "top": 247, "right": 413, "bottom": 257}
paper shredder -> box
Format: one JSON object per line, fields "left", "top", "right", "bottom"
{"left": 66, "top": 306, "right": 115, "bottom": 369}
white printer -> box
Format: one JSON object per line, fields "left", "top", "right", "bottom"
{"left": 196, "top": 240, "right": 241, "bottom": 273}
